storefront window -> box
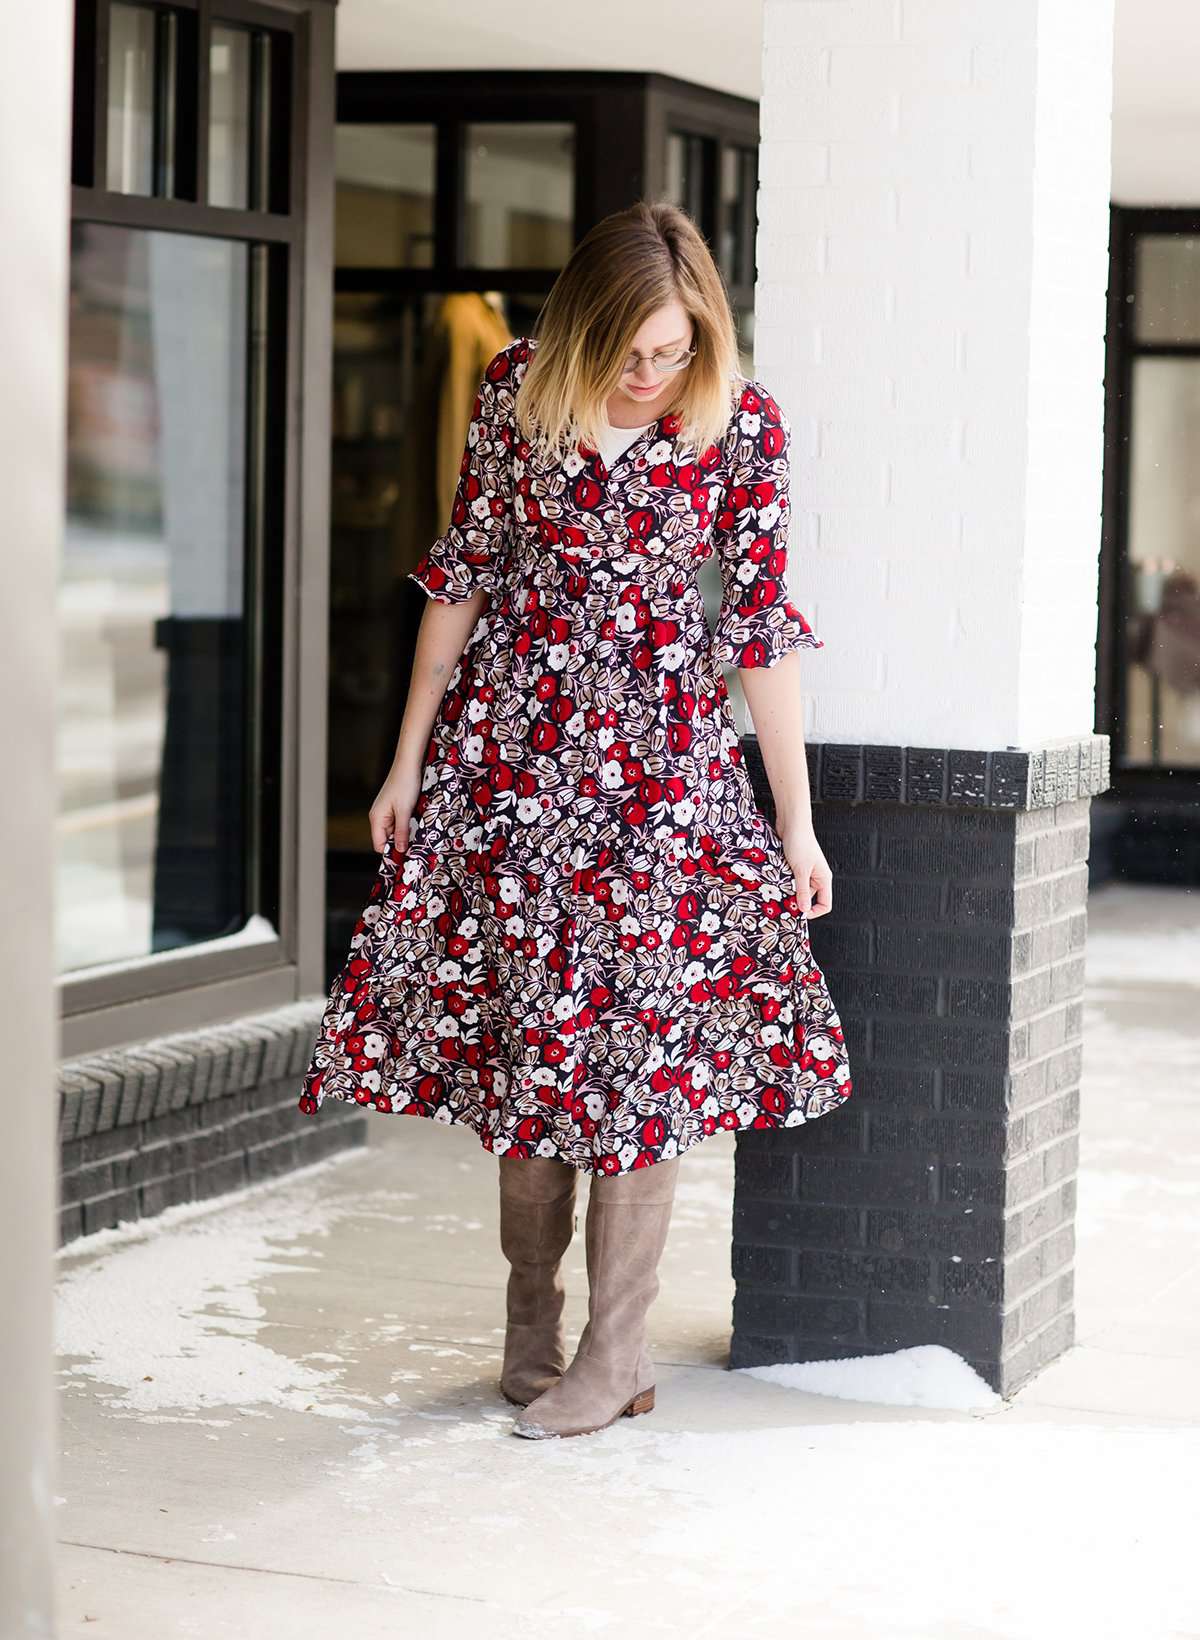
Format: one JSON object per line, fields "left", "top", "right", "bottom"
{"left": 719, "top": 143, "right": 756, "bottom": 290}
{"left": 60, "top": 223, "right": 266, "bottom": 972}
{"left": 1115, "top": 225, "right": 1200, "bottom": 773}
{"left": 1134, "top": 236, "right": 1200, "bottom": 344}
{"left": 463, "top": 122, "right": 574, "bottom": 268}
{"left": 107, "top": 3, "right": 164, "bottom": 196}
{"left": 65, "top": 0, "right": 306, "bottom": 1021}
{"left": 208, "top": 23, "right": 252, "bottom": 208}
{"left": 335, "top": 124, "right": 436, "bottom": 268}
{"left": 1124, "top": 356, "right": 1200, "bottom": 768}
{"left": 665, "top": 131, "right": 711, "bottom": 232}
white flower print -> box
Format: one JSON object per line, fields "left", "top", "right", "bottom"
{"left": 299, "top": 337, "right": 850, "bottom": 1174}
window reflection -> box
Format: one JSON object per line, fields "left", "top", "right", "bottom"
{"left": 463, "top": 123, "right": 574, "bottom": 269}
{"left": 720, "top": 144, "right": 756, "bottom": 289}
{"left": 209, "top": 23, "right": 251, "bottom": 208}
{"left": 665, "top": 130, "right": 709, "bottom": 228}
{"left": 335, "top": 124, "right": 436, "bottom": 268}
{"left": 1134, "top": 237, "right": 1200, "bottom": 345}
{"left": 1124, "top": 357, "right": 1200, "bottom": 768}
{"left": 107, "top": 3, "right": 157, "bottom": 195}
{"left": 61, "top": 222, "right": 256, "bottom": 971}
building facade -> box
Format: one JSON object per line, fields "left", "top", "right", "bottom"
{"left": 11, "top": 0, "right": 1199, "bottom": 1625}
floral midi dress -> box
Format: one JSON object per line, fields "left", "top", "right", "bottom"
{"left": 298, "top": 335, "right": 853, "bottom": 1175}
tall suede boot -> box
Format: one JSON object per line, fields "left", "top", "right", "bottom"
{"left": 497, "top": 1153, "right": 580, "bottom": 1406}
{"left": 511, "top": 1153, "right": 681, "bottom": 1439}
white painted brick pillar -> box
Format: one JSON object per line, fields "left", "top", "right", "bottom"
{"left": 731, "top": 0, "right": 1116, "bottom": 1395}
{"left": 756, "top": 0, "right": 1116, "bottom": 752}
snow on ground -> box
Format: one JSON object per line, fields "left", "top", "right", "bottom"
{"left": 55, "top": 1155, "right": 412, "bottom": 1422}
{"left": 740, "top": 1343, "right": 1001, "bottom": 1410}
{"left": 52, "top": 883, "right": 1200, "bottom": 1639}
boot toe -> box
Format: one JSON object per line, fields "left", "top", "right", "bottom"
{"left": 511, "top": 1417, "right": 560, "bottom": 1439}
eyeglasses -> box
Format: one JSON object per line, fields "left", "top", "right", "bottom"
{"left": 620, "top": 343, "right": 696, "bottom": 375}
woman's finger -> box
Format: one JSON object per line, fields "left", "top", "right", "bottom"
{"left": 369, "top": 804, "right": 393, "bottom": 854}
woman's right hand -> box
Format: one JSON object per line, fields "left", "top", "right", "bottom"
{"left": 369, "top": 761, "right": 422, "bottom": 856}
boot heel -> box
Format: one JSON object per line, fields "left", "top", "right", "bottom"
{"left": 623, "top": 1386, "right": 655, "bottom": 1417}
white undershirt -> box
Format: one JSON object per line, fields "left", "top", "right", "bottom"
{"left": 596, "top": 418, "right": 653, "bottom": 469}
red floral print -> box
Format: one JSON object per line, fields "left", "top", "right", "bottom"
{"left": 298, "top": 336, "right": 851, "bottom": 1174}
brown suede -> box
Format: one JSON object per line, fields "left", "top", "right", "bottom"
{"left": 497, "top": 1154, "right": 579, "bottom": 1406}
{"left": 511, "top": 1154, "right": 681, "bottom": 1439}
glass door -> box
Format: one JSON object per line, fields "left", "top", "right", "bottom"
{"left": 326, "top": 109, "right": 576, "bottom": 965}
{"left": 1118, "top": 231, "right": 1200, "bottom": 771}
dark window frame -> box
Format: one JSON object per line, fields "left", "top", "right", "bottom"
{"left": 1099, "top": 204, "right": 1200, "bottom": 795}
{"left": 62, "top": 0, "right": 333, "bottom": 1056}
{"left": 332, "top": 69, "right": 758, "bottom": 300}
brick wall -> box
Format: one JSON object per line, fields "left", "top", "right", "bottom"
{"left": 731, "top": 737, "right": 1106, "bottom": 1394}
{"left": 755, "top": 0, "right": 1115, "bottom": 751}
{"left": 58, "top": 999, "right": 363, "bottom": 1245}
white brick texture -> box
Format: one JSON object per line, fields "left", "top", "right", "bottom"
{"left": 757, "top": 0, "right": 1116, "bottom": 749}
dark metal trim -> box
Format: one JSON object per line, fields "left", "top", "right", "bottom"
{"left": 215, "top": 0, "right": 301, "bottom": 30}
{"left": 194, "top": 0, "right": 212, "bottom": 202}
{"left": 69, "top": 184, "right": 297, "bottom": 240}
{"left": 433, "top": 117, "right": 462, "bottom": 273}
{"left": 333, "top": 265, "right": 560, "bottom": 293}
{"left": 72, "top": 0, "right": 100, "bottom": 188}
{"left": 743, "top": 735, "right": 1112, "bottom": 812}
{"left": 175, "top": 3, "right": 200, "bottom": 198}
{"left": 336, "top": 68, "right": 759, "bottom": 127}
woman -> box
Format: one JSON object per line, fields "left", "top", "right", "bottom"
{"left": 298, "top": 200, "right": 852, "bottom": 1440}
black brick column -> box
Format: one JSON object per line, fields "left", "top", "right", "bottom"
{"left": 732, "top": 734, "right": 1109, "bottom": 1397}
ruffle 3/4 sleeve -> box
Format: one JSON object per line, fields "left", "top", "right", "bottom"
{"left": 408, "top": 344, "right": 516, "bottom": 604}
{"left": 710, "top": 381, "right": 824, "bottom": 669}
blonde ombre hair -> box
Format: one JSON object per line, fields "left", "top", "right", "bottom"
{"left": 516, "top": 200, "right": 742, "bottom": 463}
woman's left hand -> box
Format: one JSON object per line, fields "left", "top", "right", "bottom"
{"left": 779, "top": 820, "right": 833, "bottom": 919}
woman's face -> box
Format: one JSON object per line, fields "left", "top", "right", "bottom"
{"left": 607, "top": 299, "right": 695, "bottom": 421}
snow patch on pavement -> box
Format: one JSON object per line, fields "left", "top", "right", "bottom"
{"left": 738, "top": 1342, "right": 1001, "bottom": 1410}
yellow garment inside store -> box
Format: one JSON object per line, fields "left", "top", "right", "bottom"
{"left": 436, "top": 292, "right": 513, "bottom": 533}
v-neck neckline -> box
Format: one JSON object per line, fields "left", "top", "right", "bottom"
{"left": 589, "top": 414, "right": 666, "bottom": 480}
{"left": 598, "top": 415, "right": 659, "bottom": 474}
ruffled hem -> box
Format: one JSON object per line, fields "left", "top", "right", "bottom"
{"left": 408, "top": 538, "right": 501, "bottom": 605}
{"left": 710, "top": 601, "right": 825, "bottom": 670}
{"left": 299, "top": 1063, "right": 851, "bottom": 1179}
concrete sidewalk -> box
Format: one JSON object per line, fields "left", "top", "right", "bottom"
{"left": 53, "top": 882, "right": 1200, "bottom": 1639}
